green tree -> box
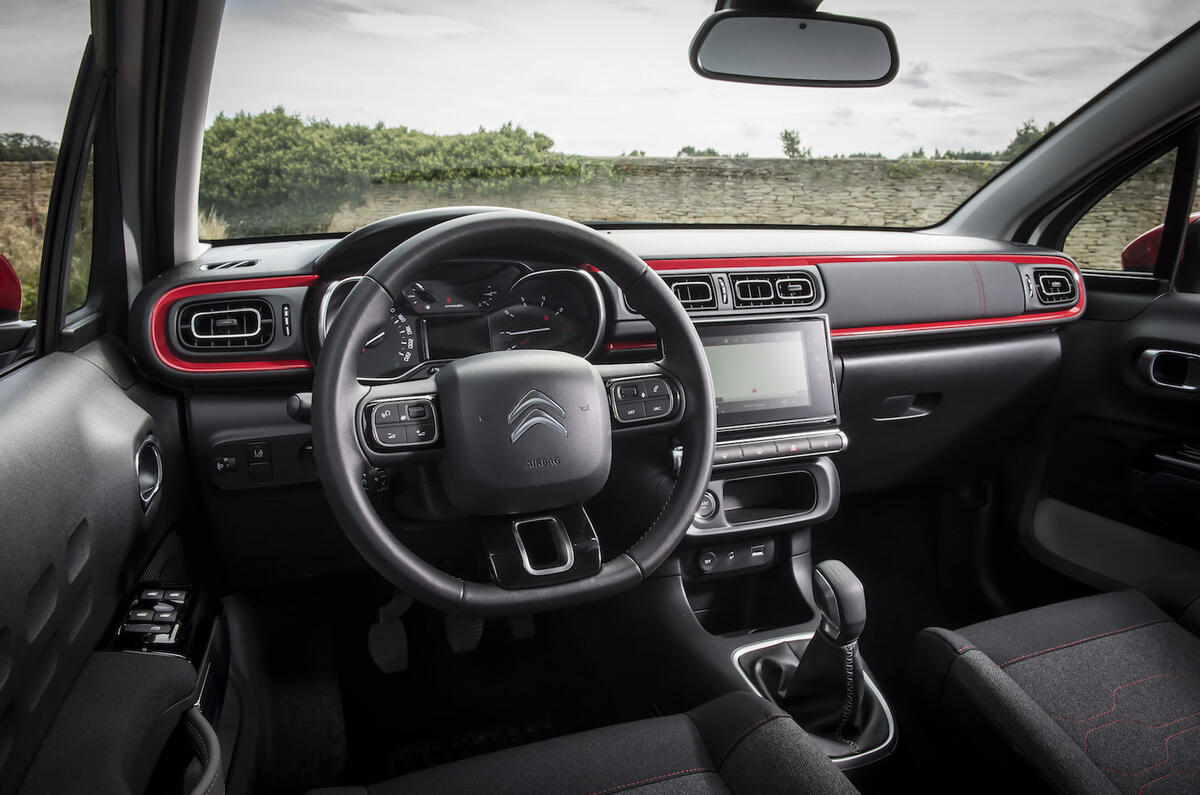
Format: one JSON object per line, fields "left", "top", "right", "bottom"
{"left": 676, "top": 146, "right": 727, "bottom": 157}
{"left": 199, "top": 109, "right": 595, "bottom": 237}
{"left": 780, "top": 129, "right": 811, "bottom": 159}
{"left": 999, "top": 118, "right": 1056, "bottom": 160}
{"left": 0, "top": 133, "right": 58, "bottom": 161}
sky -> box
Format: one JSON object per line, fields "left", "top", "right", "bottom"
{"left": 3, "top": 0, "right": 1198, "bottom": 158}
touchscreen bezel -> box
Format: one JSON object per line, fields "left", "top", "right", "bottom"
{"left": 693, "top": 315, "right": 839, "bottom": 431}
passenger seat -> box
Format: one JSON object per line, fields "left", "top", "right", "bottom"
{"left": 912, "top": 572, "right": 1200, "bottom": 794}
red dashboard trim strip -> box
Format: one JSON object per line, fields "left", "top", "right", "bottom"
{"left": 150, "top": 275, "right": 319, "bottom": 373}
{"left": 643, "top": 253, "right": 1084, "bottom": 338}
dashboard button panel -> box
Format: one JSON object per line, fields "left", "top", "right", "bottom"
{"left": 713, "top": 430, "right": 845, "bottom": 467}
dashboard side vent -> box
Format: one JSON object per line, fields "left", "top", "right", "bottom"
{"left": 1032, "top": 268, "right": 1077, "bottom": 305}
{"left": 729, "top": 271, "right": 817, "bottom": 308}
{"left": 662, "top": 274, "right": 717, "bottom": 310}
{"left": 200, "top": 259, "right": 258, "bottom": 271}
{"left": 177, "top": 298, "right": 274, "bottom": 350}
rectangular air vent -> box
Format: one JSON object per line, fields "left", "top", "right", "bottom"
{"left": 729, "top": 272, "right": 817, "bottom": 308}
{"left": 177, "top": 298, "right": 274, "bottom": 350}
{"left": 663, "top": 274, "right": 717, "bottom": 311}
{"left": 1033, "top": 268, "right": 1077, "bottom": 305}
{"left": 200, "top": 259, "right": 257, "bottom": 271}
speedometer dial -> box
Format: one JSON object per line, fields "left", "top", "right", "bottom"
{"left": 355, "top": 307, "right": 422, "bottom": 381}
{"left": 487, "top": 270, "right": 605, "bottom": 357}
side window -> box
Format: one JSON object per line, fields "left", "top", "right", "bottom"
{"left": 0, "top": 2, "right": 91, "bottom": 361}
{"left": 1064, "top": 151, "right": 1177, "bottom": 272}
{"left": 65, "top": 149, "right": 94, "bottom": 313}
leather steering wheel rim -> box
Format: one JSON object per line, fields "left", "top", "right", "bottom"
{"left": 313, "top": 210, "right": 715, "bottom": 616}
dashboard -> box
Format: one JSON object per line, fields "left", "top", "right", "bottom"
{"left": 318, "top": 261, "right": 606, "bottom": 382}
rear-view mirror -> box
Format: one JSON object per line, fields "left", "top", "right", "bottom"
{"left": 690, "top": 10, "right": 899, "bottom": 87}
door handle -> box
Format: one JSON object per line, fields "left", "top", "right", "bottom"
{"left": 1137, "top": 349, "right": 1200, "bottom": 392}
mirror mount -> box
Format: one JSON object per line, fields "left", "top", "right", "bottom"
{"left": 690, "top": 7, "right": 898, "bottom": 88}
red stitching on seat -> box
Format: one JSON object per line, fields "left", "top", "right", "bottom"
{"left": 587, "top": 766, "right": 715, "bottom": 795}
{"left": 955, "top": 644, "right": 976, "bottom": 654}
{"left": 1048, "top": 674, "right": 1200, "bottom": 724}
{"left": 716, "top": 713, "right": 788, "bottom": 769}
{"left": 997, "top": 619, "right": 1170, "bottom": 667}
{"left": 1140, "top": 770, "right": 1199, "bottom": 793}
{"left": 1083, "top": 712, "right": 1200, "bottom": 753}
{"left": 1091, "top": 723, "right": 1200, "bottom": 777}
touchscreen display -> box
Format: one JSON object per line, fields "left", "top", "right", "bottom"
{"left": 698, "top": 317, "right": 837, "bottom": 429}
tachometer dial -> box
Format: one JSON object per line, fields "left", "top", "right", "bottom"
{"left": 355, "top": 307, "right": 422, "bottom": 380}
{"left": 487, "top": 270, "right": 605, "bottom": 356}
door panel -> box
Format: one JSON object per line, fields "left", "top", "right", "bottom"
{"left": 0, "top": 350, "right": 162, "bottom": 793}
{"left": 1025, "top": 289, "right": 1200, "bottom": 588}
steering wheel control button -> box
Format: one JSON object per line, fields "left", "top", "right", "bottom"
{"left": 696, "top": 491, "right": 718, "bottom": 521}
{"left": 617, "top": 402, "right": 647, "bottom": 421}
{"left": 373, "top": 403, "right": 402, "bottom": 425}
{"left": 608, "top": 376, "right": 676, "bottom": 424}
{"left": 615, "top": 383, "right": 641, "bottom": 401}
{"left": 368, "top": 397, "right": 439, "bottom": 449}
{"left": 409, "top": 423, "right": 435, "bottom": 443}
{"left": 376, "top": 426, "right": 407, "bottom": 446}
{"left": 644, "top": 378, "right": 670, "bottom": 398}
{"left": 645, "top": 397, "right": 672, "bottom": 418}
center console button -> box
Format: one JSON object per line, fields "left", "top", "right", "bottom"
{"left": 742, "top": 441, "right": 775, "bottom": 460}
{"left": 775, "top": 437, "right": 811, "bottom": 456}
{"left": 714, "top": 445, "right": 743, "bottom": 465}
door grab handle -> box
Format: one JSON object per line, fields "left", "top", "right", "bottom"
{"left": 1137, "top": 349, "right": 1200, "bottom": 392}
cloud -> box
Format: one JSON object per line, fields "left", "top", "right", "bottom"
{"left": 911, "top": 97, "right": 968, "bottom": 110}
{"left": 898, "top": 61, "right": 933, "bottom": 89}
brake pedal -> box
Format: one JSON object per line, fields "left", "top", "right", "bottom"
{"left": 445, "top": 614, "right": 485, "bottom": 653}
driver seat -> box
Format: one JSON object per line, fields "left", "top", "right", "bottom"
{"left": 309, "top": 691, "right": 857, "bottom": 794}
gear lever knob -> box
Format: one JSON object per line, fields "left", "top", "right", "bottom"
{"left": 812, "top": 560, "right": 866, "bottom": 645}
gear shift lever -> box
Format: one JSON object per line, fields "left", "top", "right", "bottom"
{"left": 812, "top": 560, "right": 866, "bottom": 645}
{"left": 753, "top": 560, "right": 870, "bottom": 748}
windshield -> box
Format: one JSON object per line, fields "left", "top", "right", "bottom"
{"left": 200, "top": 1, "right": 1187, "bottom": 240}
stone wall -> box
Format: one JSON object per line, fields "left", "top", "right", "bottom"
{"left": 331, "top": 157, "right": 1001, "bottom": 230}
{"left": 4, "top": 158, "right": 1190, "bottom": 275}
{"left": 0, "top": 160, "right": 56, "bottom": 235}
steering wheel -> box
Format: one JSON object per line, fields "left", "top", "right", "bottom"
{"left": 313, "top": 210, "right": 715, "bottom": 616}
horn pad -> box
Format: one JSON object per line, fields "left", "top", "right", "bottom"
{"left": 435, "top": 350, "right": 612, "bottom": 515}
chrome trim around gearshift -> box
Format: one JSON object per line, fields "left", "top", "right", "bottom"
{"left": 730, "top": 632, "right": 896, "bottom": 770}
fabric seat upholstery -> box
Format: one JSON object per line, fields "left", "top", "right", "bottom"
{"left": 912, "top": 572, "right": 1200, "bottom": 795}
{"left": 309, "top": 691, "right": 857, "bottom": 795}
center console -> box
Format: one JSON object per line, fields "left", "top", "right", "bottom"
{"left": 686, "top": 315, "right": 843, "bottom": 542}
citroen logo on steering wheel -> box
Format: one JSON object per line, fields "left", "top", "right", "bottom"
{"left": 508, "top": 389, "right": 569, "bottom": 443}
